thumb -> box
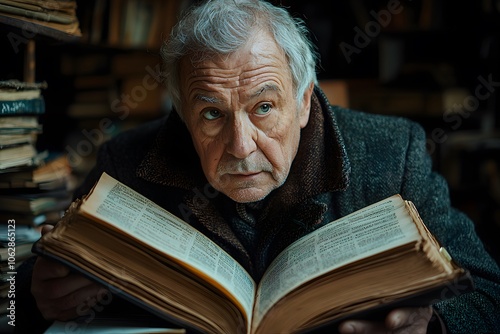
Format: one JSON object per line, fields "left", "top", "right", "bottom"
{"left": 41, "top": 224, "right": 54, "bottom": 236}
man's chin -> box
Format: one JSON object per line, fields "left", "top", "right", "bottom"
{"left": 222, "top": 187, "right": 272, "bottom": 203}
{"left": 213, "top": 173, "right": 282, "bottom": 203}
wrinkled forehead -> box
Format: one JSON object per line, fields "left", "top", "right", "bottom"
{"left": 182, "top": 29, "right": 286, "bottom": 71}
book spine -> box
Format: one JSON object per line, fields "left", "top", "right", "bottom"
{"left": 0, "top": 98, "right": 45, "bottom": 115}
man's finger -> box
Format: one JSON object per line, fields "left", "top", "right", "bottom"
{"left": 41, "top": 224, "right": 54, "bottom": 235}
{"left": 386, "top": 307, "right": 433, "bottom": 329}
{"left": 338, "top": 319, "right": 387, "bottom": 334}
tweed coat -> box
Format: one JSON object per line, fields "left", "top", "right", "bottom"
{"left": 18, "top": 86, "right": 500, "bottom": 333}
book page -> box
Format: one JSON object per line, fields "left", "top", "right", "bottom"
{"left": 80, "top": 173, "right": 256, "bottom": 322}
{"left": 252, "top": 195, "right": 421, "bottom": 328}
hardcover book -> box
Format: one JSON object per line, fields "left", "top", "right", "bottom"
{"left": 33, "top": 172, "right": 474, "bottom": 334}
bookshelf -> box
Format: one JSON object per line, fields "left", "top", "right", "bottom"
{"left": 0, "top": 1, "right": 82, "bottom": 322}
{"left": 0, "top": 1, "right": 188, "bottom": 329}
{"left": 77, "top": 0, "right": 190, "bottom": 49}
{"left": 33, "top": 0, "right": 190, "bottom": 182}
{"left": 0, "top": 0, "right": 191, "bottom": 185}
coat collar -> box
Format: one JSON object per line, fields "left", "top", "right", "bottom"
{"left": 137, "top": 85, "right": 350, "bottom": 197}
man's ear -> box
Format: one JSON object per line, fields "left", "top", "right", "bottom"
{"left": 299, "top": 82, "right": 314, "bottom": 128}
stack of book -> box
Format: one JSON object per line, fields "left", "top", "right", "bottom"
{"left": 0, "top": 154, "right": 75, "bottom": 224}
{"left": 0, "top": 80, "right": 47, "bottom": 170}
{"left": 0, "top": 80, "right": 75, "bottom": 315}
{"left": 0, "top": 0, "right": 81, "bottom": 40}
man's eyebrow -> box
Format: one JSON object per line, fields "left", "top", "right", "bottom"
{"left": 194, "top": 94, "right": 221, "bottom": 104}
{"left": 251, "top": 84, "right": 280, "bottom": 98}
{"left": 193, "top": 84, "right": 280, "bottom": 104}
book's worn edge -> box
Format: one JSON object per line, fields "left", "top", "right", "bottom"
{"left": 0, "top": 80, "right": 48, "bottom": 90}
{"left": 0, "top": 12, "right": 81, "bottom": 42}
{"left": 295, "top": 197, "right": 476, "bottom": 333}
{"left": 31, "top": 240, "right": 205, "bottom": 334}
{"left": 297, "top": 269, "right": 475, "bottom": 334}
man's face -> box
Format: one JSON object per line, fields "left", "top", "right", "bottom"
{"left": 180, "top": 31, "right": 312, "bottom": 203}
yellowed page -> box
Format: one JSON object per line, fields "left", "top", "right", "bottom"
{"left": 252, "top": 194, "right": 421, "bottom": 331}
{"left": 80, "top": 172, "right": 255, "bottom": 331}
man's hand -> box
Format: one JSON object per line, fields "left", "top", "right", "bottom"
{"left": 31, "top": 225, "right": 109, "bottom": 321}
{"left": 338, "top": 307, "right": 433, "bottom": 334}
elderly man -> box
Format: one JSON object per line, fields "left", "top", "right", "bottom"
{"left": 18, "top": 0, "right": 500, "bottom": 333}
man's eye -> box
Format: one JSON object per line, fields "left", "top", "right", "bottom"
{"left": 203, "top": 109, "right": 222, "bottom": 120}
{"left": 256, "top": 103, "right": 272, "bottom": 115}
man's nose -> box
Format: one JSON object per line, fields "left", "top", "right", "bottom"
{"left": 225, "top": 114, "right": 257, "bottom": 159}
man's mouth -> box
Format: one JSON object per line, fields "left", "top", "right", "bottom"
{"left": 229, "top": 171, "right": 261, "bottom": 177}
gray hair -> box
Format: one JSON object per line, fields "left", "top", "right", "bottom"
{"left": 160, "top": 0, "right": 318, "bottom": 119}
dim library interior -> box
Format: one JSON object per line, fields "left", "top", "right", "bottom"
{"left": 0, "top": 0, "right": 499, "bottom": 326}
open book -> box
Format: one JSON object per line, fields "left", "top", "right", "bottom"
{"left": 33, "top": 172, "right": 474, "bottom": 334}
